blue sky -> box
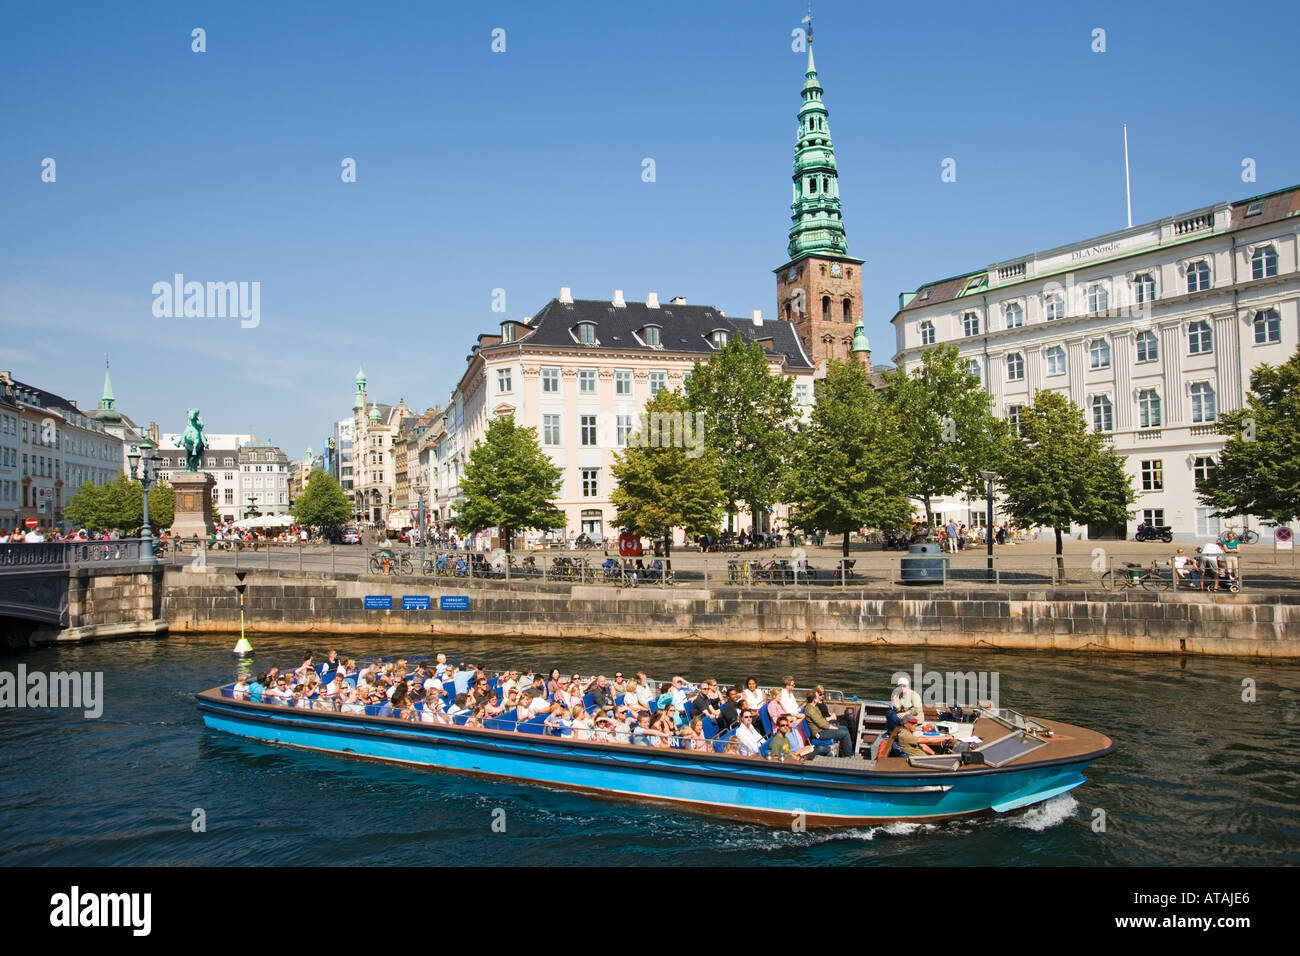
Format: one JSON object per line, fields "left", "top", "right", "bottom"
{"left": 3, "top": 0, "right": 1298, "bottom": 458}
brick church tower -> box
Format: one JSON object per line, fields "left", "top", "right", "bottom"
{"left": 774, "top": 21, "right": 871, "bottom": 370}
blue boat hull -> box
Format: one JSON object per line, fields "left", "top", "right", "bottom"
{"left": 197, "top": 691, "right": 1110, "bottom": 827}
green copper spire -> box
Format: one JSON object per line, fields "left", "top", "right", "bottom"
{"left": 95, "top": 358, "right": 122, "bottom": 421}
{"left": 787, "top": 28, "right": 848, "bottom": 259}
{"left": 353, "top": 366, "right": 367, "bottom": 410}
{"left": 369, "top": 403, "right": 381, "bottom": 422}
{"left": 851, "top": 319, "right": 870, "bottom": 355}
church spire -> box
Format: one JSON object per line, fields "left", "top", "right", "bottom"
{"left": 787, "top": 11, "right": 848, "bottom": 260}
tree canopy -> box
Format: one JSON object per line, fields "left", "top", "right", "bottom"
{"left": 881, "top": 344, "right": 1008, "bottom": 530}
{"left": 782, "top": 359, "right": 913, "bottom": 556}
{"left": 997, "top": 389, "right": 1134, "bottom": 557}
{"left": 610, "top": 387, "right": 724, "bottom": 556}
{"left": 291, "top": 470, "right": 353, "bottom": 529}
{"left": 63, "top": 475, "right": 174, "bottom": 533}
{"left": 683, "top": 337, "right": 796, "bottom": 533}
{"left": 1197, "top": 346, "right": 1300, "bottom": 524}
{"left": 455, "top": 416, "right": 565, "bottom": 552}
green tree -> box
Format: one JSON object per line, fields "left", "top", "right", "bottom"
{"left": 455, "top": 416, "right": 565, "bottom": 553}
{"left": 63, "top": 475, "right": 173, "bottom": 533}
{"left": 64, "top": 480, "right": 109, "bottom": 531}
{"left": 882, "top": 344, "right": 1008, "bottom": 532}
{"left": 148, "top": 481, "right": 174, "bottom": 529}
{"left": 782, "top": 360, "right": 914, "bottom": 557}
{"left": 611, "top": 388, "right": 725, "bottom": 558}
{"left": 1197, "top": 347, "right": 1300, "bottom": 523}
{"left": 292, "top": 470, "right": 353, "bottom": 529}
{"left": 997, "top": 390, "right": 1135, "bottom": 565}
{"left": 683, "top": 337, "right": 795, "bottom": 535}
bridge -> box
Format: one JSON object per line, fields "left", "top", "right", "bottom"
{"left": 0, "top": 540, "right": 166, "bottom": 647}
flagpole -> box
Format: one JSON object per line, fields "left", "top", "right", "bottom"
{"left": 1123, "top": 124, "right": 1132, "bottom": 228}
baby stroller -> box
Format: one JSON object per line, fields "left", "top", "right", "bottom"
{"left": 1203, "top": 563, "right": 1241, "bottom": 593}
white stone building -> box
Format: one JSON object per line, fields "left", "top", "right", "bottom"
{"left": 890, "top": 185, "right": 1300, "bottom": 541}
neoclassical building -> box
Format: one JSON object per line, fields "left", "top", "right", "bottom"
{"left": 432, "top": 289, "right": 817, "bottom": 543}
{"left": 891, "top": 184, "right": 1300, "bottom": 540}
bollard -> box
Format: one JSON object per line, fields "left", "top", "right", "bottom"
{"left": 266, "top": 540, "right": 272, "bottom": 569}
{"left": 298, "top": 544, "right": 303, "bottom": 573}
{"left": 331, "top": 545, "right": 336, "bottom": 574}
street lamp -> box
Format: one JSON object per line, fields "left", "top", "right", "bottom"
{"left": 413, "top": 476, "right": 428, "bottom": 573}
{"left": 979, "top": 470, "right": 996, "bottom": 581}
{"left": 128, "top": 439, "right": 158, "bottom": 566}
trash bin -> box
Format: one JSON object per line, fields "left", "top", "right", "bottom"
{"left": 900, "top": 542, "right": 948, "bottom": 584}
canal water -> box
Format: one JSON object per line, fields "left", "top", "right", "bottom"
{"left": 1, "top": 633, "right": 1297, "bottom": 866}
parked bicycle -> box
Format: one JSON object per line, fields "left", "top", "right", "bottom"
{"left": 1218, "top": 528, "right": 1259, "bottom": 545}
{"left": 369, "top": 549, "right": 413, "bottom": 575}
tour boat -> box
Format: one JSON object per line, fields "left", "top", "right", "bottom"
{"left": 196, "top": 678, "right": 1113, "bottom": 828}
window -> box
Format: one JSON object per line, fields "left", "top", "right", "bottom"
{"left": 1136, "top": 330, "right": 1159, "bottom": 363}
{"left": 578, "top": 369, "right": 597, "bottom": 393}
{"left": 649, "top": 371, "right": 667, "bottom": 397}
{"left": 919, "top": 320, "right": 935, "bottom": 346}
{"left": 1141, "top": 460, "right": 1164, "bottom": 492}
{"left": 580, "top": 468, "right": 599, "bottom": 498}
{"left": 224, "top": 489, "right": 233, "bottom": 504}
{"left": 1139, "top": 390, "right": 1162, "bottom": 428}
{"left": 963, "top": 312, "right": 980, "bottom": 336}
{"left": 822, "top": 297, "right": 831, "bottom": 322}
{"left": 1254, "top": 309, "right": 1281, "bottom": 344}
{"left": 1007, "top": 405, "right": 1023, "bottom": 434}
{"left": 542, "top": 415, "right": 560, "bottom": 446}
{"left": 642, "top": 325, "right": 661, "bottom": 347}
{"left": 794, "top": 383, "right": 809, "bottom": 404}
{"left": 1006, "top": 352, "right": 1024, "bottom": 381}
{"left": 1190, "top": 383, "right": 1216, "bottom": 423}
{"left": 1004, "top": 303, "right": 1023, "bottom": 329}
{"left": 224, "top": 473, "right": 233, "bottom": 482}
{"left": 1087, "top": 284, "right": 1109, "bottom": 313}
{"left": 542, "top": 367, "right": 560, "bottom": 393}
{"left": 1188, "top": 320, "right": 1213, "bottom": 354}
{"left": 1193, "top": 456, "right": 1215, "bottom": 488}
{"left": 616, "top": 415, "right": 632, "bottom": 446}
{"left": 1091, "top": 395, "right": 1113, "bottom": 432}
{"left": 1187, "top": 261, "right": 1210, "bottom": 293}
{"left": 843, "top": 298, "right": 852, "bottom": 323}
{"left": 709, "top": 330, "right": 729, "bottom": 348}
{"left": 497, "top": 369, "right": 512, "bottom": 393}
{"left": 614, "top": 369, "right": 632, "bottom": 396}
{"left": 967, "top": 359, "right": 982, "bottom": 379}
{"left": 1046, "top": 294, "right": 1064, "bottom": 321}
{"left": 1251, "top": 246, "right": 1278, "bottom": 279}
{"left": 1142, "top": 509, "right": 1165, "bottom": 527}
{"left": 1046, "top": 346, "right": 1066, "bottom": 376}
{"left": 580, "top": 415, "right": 597, "bottom": 446}
{"left": 501, "top": 323, "right": 514, "bottom": 343}
{"left": 1089, "top": 339, "right": 1111, "bottom": 369}
{"left": 1195, "top": 508, "right": 1220, "bottom": 538}
{"left": 577, "top": 322, "right": 597, "bottom": 345}
{"left": 1133, "top": 274, "right": 1155, "bottom": 304}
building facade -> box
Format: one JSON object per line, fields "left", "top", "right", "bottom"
{"left": 891, "top": 184, "right": 1300, "bottom": 541}
{"left": 348, "top": 368, "right": 410, "bottom": 524}
{"left": 436, "top": 289, "right": 817, "bottom": 543}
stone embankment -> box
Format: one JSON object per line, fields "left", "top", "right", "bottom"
{"left": 161, "top": 567, "right": 1300, "bottom": 658}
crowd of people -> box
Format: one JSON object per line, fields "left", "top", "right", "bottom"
{"left": 228, "top": 652, "right": 867, "bottom": 762}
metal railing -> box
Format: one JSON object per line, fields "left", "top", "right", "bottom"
{"left": 0, "top": 538, "right": 153, "bottom": 572}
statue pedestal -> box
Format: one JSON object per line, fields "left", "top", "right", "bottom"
{"left": 171, "top": 472, "right": 216, "bottom": 539}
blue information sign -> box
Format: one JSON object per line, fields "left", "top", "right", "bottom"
{"left": 440, "top": 595, "right": 470, "bottom": 611}
{"left": 402, "top": 595, "right": 431, "bottom": 610}
{"left": 364, "top": 595, "right": 393, "bottom": 610}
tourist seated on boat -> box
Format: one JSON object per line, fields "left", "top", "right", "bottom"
{"left": 527, "top": 690, "right": 551, "bottom": 716}
{"left": 294, "top": 652, "right": 316, "bottom": 683}
{"left": 482, "top": 692, "right": 504, "bottom": 718}
{"left": 498, "top": 669, "right": 520, "bottom": 698}
{"left": 466, "top": 676, "right": 491, "bottom": 707}
{"left": 586, "top": 675, "right": 616, "bottom": 710}
{"left": 264, "top": 676, "right": 292, "bottom": 704}
{"left": 592, "top": 710, "right": 618, "bottom": 742}
{"left": 764, "top": 687, "right": 791, "bottom": 730}
{"left": 691, "top": 680, "right": 722, "bottom": 719}
{"left": 265, "top": 666, "right": 281, "bottom": 687}
{"left": 720, "top": 686, "right": 744, "bottom": 731}
{"left": 446, "top": 693, "right": 470, "bottom": 718}
{"left": 670, "top": 676, "right": 691, "bottom": 710}
{"left": 778, "top": 676, "right": 801, "bottom": 715}
{"left": 635, "top": 672, "right": 653, "bottom": 709}
{"left": 621, "top": 680, "right": 641, "bottom": 711}
{"left": 769, "top": 716, "right": 814, "bottom": 762}
{"left": 434, "top": 653, "right": 447, "bottom": 677}
{"left": 233, "top": 675, "right": 250, "bottom": 700}
{"left": 544, "top": 703, "right": 574, "bottom": 737}
{"left": 651, "top": 707, "right": 677, "bottom": 739}
{"left": 313, "top": 687, "right": 337, "bottom": 712}
{"left": 681, "top": 716, "right": 707, "bottom": 750}
{"left": 248, "top": 674, "right": 266, "bottom": 703}
{"left": 735, "top": 710, "right": 765, "bottom": 756}
{"left": 632, "top": 711, "right": 668, "bottom": 747}
{"left": 340, "top": 688, "right": 366, "bottom": 715}
{"left": 743, "top": 677, "right": 764, "bottom": 711}
{"left": 891, "top": 677, "right": 924, "bottom": 722}
{"left": 804, "top": 689, "right": 853, "bottom": 757}
{"left": 896, "top": 715, "right": 954, "bottom": 757}
{"left": 420, "top": 694, "right": 448, "bottom": 723}
{"left": 570, "top": 703, "right": 594, "bottom": 739}
{"left": 611, "top": 706, "right": 634, "bottom": 743}
{"left": 321, "top": 649, "right": 341, "bottom": 680}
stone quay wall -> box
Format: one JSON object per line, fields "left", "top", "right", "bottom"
{"left": 161, "top": 567, "right": 1300, "bottom": 658}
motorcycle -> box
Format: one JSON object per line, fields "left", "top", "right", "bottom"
{"left": 1134, "top": 524, "right": 1174, "bottom": 543}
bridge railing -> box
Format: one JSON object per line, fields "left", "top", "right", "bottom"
{"left": 0, "top": 539, "right": 153, "bottom": 572}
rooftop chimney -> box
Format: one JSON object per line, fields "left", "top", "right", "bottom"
{"left": 646, "top": 292, "right": 660, "bottom": 309}
{"left": 670, "top": 296, "right": 686, "bottom": 305}
{"left": 612, "top": 289, "right": 626, "bottom": 308}
{"left": 558, "top": 287, "right": 573, "bottom": 304}
{"left": 751, "top": 309, "right": 763, "bottom": 326}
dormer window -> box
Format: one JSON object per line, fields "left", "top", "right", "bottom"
{"left": 501, "top": 322, "right": 514, "bottom": 344}
{"left": 576, "top": 322, "right": 597, "bottom": 345}
{"left": 708, "top": 330, "right": 729, "bottom": 348}
{"left": 642, "top": 325, "right": 661, "bottom": 347}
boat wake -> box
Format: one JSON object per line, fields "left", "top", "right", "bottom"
{"left": 1006, "top": 794, "right": 1079, "bottom": 831}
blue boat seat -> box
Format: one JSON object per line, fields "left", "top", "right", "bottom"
{"left": 701, "top": 716, "right": 718, "bottom": 739}
{"left": 683, "top": 700, "right": 694, "bottom": 719}
{"left": 582, "top": 693, "right": 595, "bottom": 711}
{"left": 758, "top": 708, "right": 773, "bottom": 736}
{"left": 451, "top": 713, "right": 470, "bottom": 726}
{"left": 517, "top": 714, "right": 549, "bottom": 736}
{"left": 758, "top": 739, "right": 771, "bottom": 759}
{"left": 711, "top": 728, "right": 737, "bottom": 753}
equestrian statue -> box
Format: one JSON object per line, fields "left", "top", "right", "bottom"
{"left": 175, "top": 409, "right": 208, "bottom": 472}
